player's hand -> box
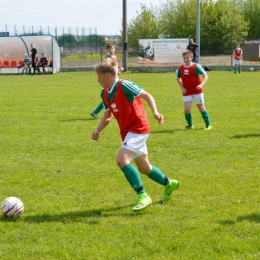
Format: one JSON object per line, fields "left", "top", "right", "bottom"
{"left": 154, "top": 113, "right": 164, "bottom": 125}
{"left": 91, "top": 129, "right": 100, "bottom": 141}
{"left": 181, "top": 86, "right": 187, "bottom": 94}
{"left": 196, "top": 84, "right": 203, "bottom": 90}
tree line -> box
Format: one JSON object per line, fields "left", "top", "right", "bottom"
{"left": 123, "top": 0, "right": 260, "bottom": 55}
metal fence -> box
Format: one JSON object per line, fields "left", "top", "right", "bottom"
{"left": 1, "top": 24, "right": 259, "bottom": 68}
{"left": 0, "top": 24, "right": 99, "bottom": 53}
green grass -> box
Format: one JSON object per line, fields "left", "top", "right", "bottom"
{"left": 0, "top": 71, "right": 260, "bottom": 259}
{"left": 63, "top": 52, "right": 122, "bottom": 61}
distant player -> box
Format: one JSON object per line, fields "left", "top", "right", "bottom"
{"left": 233, "top": 43, "right": 243, "bottom": 74}
{"left": 90, "top": 43, "right": 124, "bottom": 119}
{"left": 91, "top": 59, "right": 179, "bottom": 212}
{"left": 176, "top": 50, "right": 212, "bottom": 130}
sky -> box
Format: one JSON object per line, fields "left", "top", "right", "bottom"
{"left": 0, "top": 0, "right": 163, "bottom": 35}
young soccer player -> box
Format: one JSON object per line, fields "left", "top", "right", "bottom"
{"left": 176, "top": 50, "right": 212, "bottom": 130}
{"left": 90, "top": 43, "right": 124, "bottom": 119}
{"left": 91, "top": 59, "right": 179, "bottom": 212}
{"left": 21, "top": 54, "right": 30, "bottom": 75}
{"left": 233, "top": 43, "right": 243, "bottom": 74}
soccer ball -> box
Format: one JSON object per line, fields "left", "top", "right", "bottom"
{"left": 249, "top": 67, "right": 254, "bottom": 71}
{"left": 146, "top": 49, "right": 154, "bottom": 58}
{"left": 1, "top": 197, "right": 24, "bottom": 217}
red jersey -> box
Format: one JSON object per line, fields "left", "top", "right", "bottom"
{"left": 106, "top": 54, "right": 118, "bottom": 63}
{"left": 178, "top": 63, "right": 203, "bottom": 96}
{"left": 102, "top": 80, "right": 150, "bottom": 140}
{"left": 234, "top": 48, "right": 242, "bottom": 60}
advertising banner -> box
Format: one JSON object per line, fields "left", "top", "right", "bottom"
{"left": 138, "top": 38, "right": 188, "bottom": 66}
{"left": 243, "top": 39, "right": 260, "bottom": 61}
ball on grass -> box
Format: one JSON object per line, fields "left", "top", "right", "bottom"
{"left": 1, "top": 197, "right": 24, "bottom": 217}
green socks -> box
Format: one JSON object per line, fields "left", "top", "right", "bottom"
{"left": 238, "top": 67, "right": 241, "bottom": 73}
{"left": 121, "top": 163, "right": 145, "bottom": 194}
{"left": 121, "top": 164, "right": 170, "bottom": 194}
{"left": 201, "top": 110, "right": 210, "bottom": 127}
{"left": 93, "top": 102, "right": 103, "bottom": 115}
{"left": 185, "top": 113, "right": 193, "bottom": 126}
{"left": 148, "top": 166, "right": 169, "bottom": 186}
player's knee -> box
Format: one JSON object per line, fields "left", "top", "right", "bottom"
{"left": 116, "top": 157, "right": 127, "bottom": 168}
{"left": 137, "top": 165, "right": 150, "bottom": 175}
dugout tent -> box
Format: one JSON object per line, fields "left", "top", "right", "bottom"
{"left": 0, "top": 35, "right": 61, "bottom": 74}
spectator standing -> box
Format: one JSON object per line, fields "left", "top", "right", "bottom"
{"left": 187, "top": 39, "right": 199, "bottom": 62}
{"left": 31, "top": 43, "right": 37, "bottom": 75}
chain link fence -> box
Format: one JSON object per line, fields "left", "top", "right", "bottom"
{"left": 1, "top": 24, "right": 259, "bottom": 68}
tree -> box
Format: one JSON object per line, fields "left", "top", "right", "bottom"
{"left": 200, "top": 0, "right": 249, "bottom": 54}
{"left": 158, "top": 0, "right": 196, "bottom": 38}
{"left": 157, "top": 0, "right": 248, "bottom": 54}
{"left": 242, "top": 0, "right": 260, "bottom": 37}
{"left": 84, "top": 34, "right": 106, "bottom": 46}
{"left": 57, "top": 34, "right": 77, "bottom": 47}
{"left": 127, "top": 4, "right": 159, "bottom": 51}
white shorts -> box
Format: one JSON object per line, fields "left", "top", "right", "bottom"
{"left": 121, "top": 132, "right": 149, "bottom": 160}
{"left": 183, "top": 93, "right": 204, "bottom": 104}
{"left": 234, "top": 59, "right": 242, "bottom": 65}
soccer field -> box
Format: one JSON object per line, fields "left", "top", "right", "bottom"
{"left": 0, "top": 71, "right": 259, "bottom": 259}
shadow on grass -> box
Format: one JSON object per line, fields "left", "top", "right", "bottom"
{"left": 151, "top": 128, "right": 205, "bottom": 134}
{"left": 231, "top": 134, "right": 260, "bottom": 139}
{"left": 59, "top": 118, "right": 93, "bottom": 122}
{"left": 6, "top": 201, "right": 162, "bottom": 223}
{"left": 21, "top": 205, "right": 133, "bottom": 223}
{"left": 219, "top": 213, "right": 260, "bottom": 225}
{"left": 237, "top": 213, "right": 260, "bottom": 223}
{"left": 1, "top": 201, "right": 163, "bottom": 223}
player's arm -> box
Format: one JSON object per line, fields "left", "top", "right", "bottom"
{"left": 196, "top": 73, "right": 208, "bottom": 90}
{"left": 176, "top": 68, "right": 187, "bottom": 94}
{"left": 195, "top": 64, "right": 208, "bottom": 90}
{"left": 139, "top": 90, "right": 164, "bottom": 125}
{"left": 91, "top": 109, "right": 112, "bottom": 141}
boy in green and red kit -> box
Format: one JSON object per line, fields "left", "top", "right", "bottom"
{"left": 21, "top": 54, "right": 30, "bottom": 75}
{"left": 91, "top": 59, "right": 179, "bottom": 212}
{"left": 176, "top": 50, "right": 212, "bottom": 130}
{"left": 90, "top": 43, "right": 124, "bottom": 119}
{"left": 233, "top": 42, "right": 243, "bottom": 74}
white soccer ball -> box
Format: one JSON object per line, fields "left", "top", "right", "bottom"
{"left": 249, "top": 67, "right": 254, "bottom": 71}
{"left": 146, "top": 49, "right": 154, "bottom": 57}
{"left": 1, "top": 197, "right": 24, "bottom": 217}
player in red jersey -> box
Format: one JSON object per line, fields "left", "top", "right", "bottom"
{"left": 233, "top": 43, "right": 243, "bottom": 74}
{"left": 91, "top": 59, "right": 179, "bottom": 212}
{"left": 90, "top": 43, "right": 124, "bottom": 119}
{"left": 176, "top": 50, "right": 212, "bottom": 130}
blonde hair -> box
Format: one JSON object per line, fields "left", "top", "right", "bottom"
{"left": 95, "top": 59, "right": 117, "bottom": 76}
{"left": 183, "top": 50, "right": 193, "bottom": 57}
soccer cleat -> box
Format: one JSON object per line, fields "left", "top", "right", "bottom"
{"left": 162, "top": 180, "right": 179, "bottom": 203}
{"left": 204, "top": 126, "right": 212, "bottom": 130}
{"left": 90, "top": 112, "right": 98, "bottom": 119}
{"left": 184, "top": 125, "right": 194, "bottom": 130}
{"left": 132, "top": 193, "right": 152, "bottom": 212}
